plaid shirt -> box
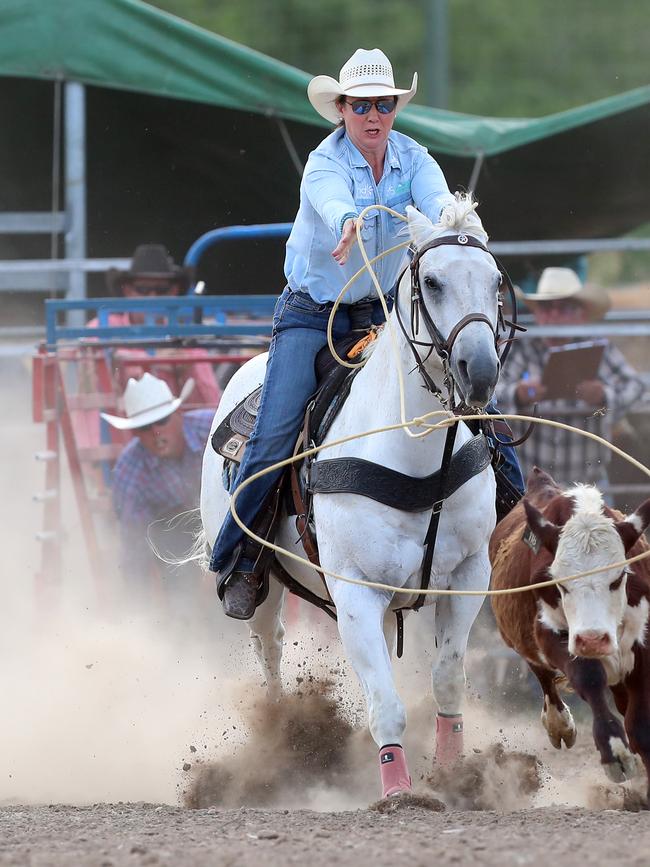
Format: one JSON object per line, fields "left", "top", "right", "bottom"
{"left": 112, "top": 409, "right": 214, "bottom": 540}
{"left": 495, "top": 339, "right": 646, "bottom": 487}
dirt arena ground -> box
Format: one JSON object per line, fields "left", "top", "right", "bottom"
{"left": 3, "top": 802, "right": 650, "bottom": 867}
{"left": 1, "top": 349, "right": 649, "bottom": 867}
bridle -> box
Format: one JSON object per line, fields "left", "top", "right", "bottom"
{"left": 394, "top": 232, "right": 524, "bottom": 412}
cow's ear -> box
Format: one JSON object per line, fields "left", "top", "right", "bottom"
{"left": 524, "top": 499, "right": 561, "bottom": 554}
{"left": 616, "top": 498, "right": 650, "bottom": 552}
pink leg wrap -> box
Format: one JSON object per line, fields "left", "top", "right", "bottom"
{"left": 435, "top": 713, "right": 464, "bottom": 767}
{"left": 379, "top": 744, "right": 412, "bottom": 798}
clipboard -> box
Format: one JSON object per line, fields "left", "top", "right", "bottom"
{"left": 541, "top": 339, "right": 607, "bottom": 401}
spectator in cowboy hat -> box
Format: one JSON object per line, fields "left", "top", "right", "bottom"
{"left": 101, "top": 373, "right": 214, "bottom": 584}
{"left": 495, "top": 267, "right": 646, "bottom": 488}
{"left": 106, "top": 244, "right": 193, "bottom": 309}
{"left": 89, "top": 244, "right": 220, "bottom": 406}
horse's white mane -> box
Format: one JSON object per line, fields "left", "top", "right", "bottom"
{"left": 436, "top": 193, "right": 488, "bottom": 243}
{"left": 406, "top": 192, "right": 488, "bottom": 250}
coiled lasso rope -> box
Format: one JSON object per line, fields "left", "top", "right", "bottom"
{"left": 228, "top": 411, "right": 650, "bottom": 597}
{"left": 226, "top": 207, "right": 650, "bottom": 597}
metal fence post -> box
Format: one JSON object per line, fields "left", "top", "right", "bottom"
{"left": 64, "top": 81, "right": 87, "bottom": 329}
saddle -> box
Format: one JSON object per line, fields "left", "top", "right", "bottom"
{"left": 210, "top": 332, "right": 367, "bottom": 469}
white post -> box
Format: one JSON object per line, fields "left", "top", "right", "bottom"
{"left": 64, "top": 81, "right": 87, "bottom": 327}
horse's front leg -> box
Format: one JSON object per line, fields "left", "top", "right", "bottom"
{"left": 328, "top": 575, "right": 411, "bottom": 798}
{"left": 432, "top": 548, "right": 489, "bottom": 766}
{"left": 248, "top": 576, "right": 286, "bottom": 702}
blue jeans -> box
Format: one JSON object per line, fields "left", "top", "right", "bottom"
{"left": 209, "top": 287, "right": 388, "bottom": 572}
{"left": 486, "top": 405, "right": 525, "bottom": 496}
{"left": 209, "top": 288, "right": 525, "bottom": 572}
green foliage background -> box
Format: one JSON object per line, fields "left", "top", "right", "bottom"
{"left": 149, "top": 0, "right": 648, "bottom": 117}
{"left": 148, "top": 0, "right": 649, "bottom": 284}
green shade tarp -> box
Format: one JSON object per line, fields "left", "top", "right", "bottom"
{"left": 2, "top": 0, "right": 649, "bottom": 291}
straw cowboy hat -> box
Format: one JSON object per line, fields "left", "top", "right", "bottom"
{"left": 101, "top": 373, "right": 195, "bottom": 431}
{"left": 308, "top": 48, "right": 417, "bottom": 124}
{"left": 106, "top": 244, "right": 193, "bottom": 295}
{"left": 515, "top": 267, "right": 611, "bottom": 321}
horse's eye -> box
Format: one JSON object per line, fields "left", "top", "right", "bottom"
{"left": 609, "top": 575, "right": 624, "bottom": 592}
{"left": 423, "top": 275, "right": 439, "bottom": 291}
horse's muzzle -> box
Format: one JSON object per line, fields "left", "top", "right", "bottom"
{"left": 454, "top": 356, "right": 499, "bottom": 408}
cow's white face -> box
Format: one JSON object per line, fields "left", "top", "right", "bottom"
{"left": 527, "top": 487, "right": 650, "bottom": 660}
{"left": 547, "top": 512, "right": 628, "bottom": 658}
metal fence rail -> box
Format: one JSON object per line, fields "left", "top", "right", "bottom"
{"left": 44, "top": 295, "right": 277, "bottom": 349}
{"left": 2, "top": 229, "right": 650, "bottom": 293}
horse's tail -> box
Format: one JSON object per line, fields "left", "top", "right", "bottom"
{"left": 146, "top": 509, "right": 212, "bottom": 572}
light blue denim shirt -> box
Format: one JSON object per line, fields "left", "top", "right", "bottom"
{"left": 284, "top": 126, "right": 455, "bottom": 304}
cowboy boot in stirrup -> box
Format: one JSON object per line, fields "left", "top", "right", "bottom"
{"left": 216, "top": 545, "right": 262, "bottom": 621}
{"left": 217, "top": 483, "right": 284, "bottom": 620}
{"left": 221, "top": 567, "right": 262, "bottom": 620}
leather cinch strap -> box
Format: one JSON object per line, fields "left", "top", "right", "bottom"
{"left": 309, "top": 433, "right": 490, "bottom": 512}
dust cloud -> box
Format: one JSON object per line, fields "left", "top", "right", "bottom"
{"left": 1, "top": 352, "right": 641, "bottom": 812}
{"left": 0, "top": 353, "right": 250, "bottom": 805}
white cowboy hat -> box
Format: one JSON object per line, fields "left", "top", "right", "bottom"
{"left": 100, "top": 372, "right": 194, "bottom": 431}
{"left": 515, "top": 267, "right": 611, "bottom": 321}
{"left": 308, "top": 48, "right": 417, "bottom": 124}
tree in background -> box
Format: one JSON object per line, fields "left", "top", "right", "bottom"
{"left": 149, "top": 0, "right": 647, "bottom": 117}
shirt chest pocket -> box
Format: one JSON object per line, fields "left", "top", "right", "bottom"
{"left": 359, "top": 209, "right": 379, "bottom": 242}
{"left": 386, "top": 191, "right": 411, "bottom": 231}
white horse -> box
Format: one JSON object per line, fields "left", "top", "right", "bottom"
{"left": 200, "top": 198, "right": 504, "bottom": 798}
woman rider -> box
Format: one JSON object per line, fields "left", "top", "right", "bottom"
{"left": 211, "top": 48, "right": 524, "bottom": 619}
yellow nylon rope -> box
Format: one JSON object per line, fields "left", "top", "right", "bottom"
{"left": 225, "top": 207, "right": 650, "bottom": 597}
{"left": 228, "top": 411, "right": 650, "bottom": 597}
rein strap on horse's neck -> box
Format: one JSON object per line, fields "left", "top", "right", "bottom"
{"left": 413, "top": 420, "right": 458, "bottom": 612}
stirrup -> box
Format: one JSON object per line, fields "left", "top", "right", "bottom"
{"left": 215, "top": 544, "right": 244, "bottom": 600}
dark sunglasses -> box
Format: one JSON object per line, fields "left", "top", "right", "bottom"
{"left": 346, "top": 98, "right": 397, "bottom": 115}
{"left": 138, "top": 414, "right": 172, "bottom": 432}
{"left": 130, "top": 283, "right": 177, "bottom": 296}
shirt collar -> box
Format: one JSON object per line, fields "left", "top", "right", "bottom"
{"left": 385, "top": 135, "right": 401, "bottom": 171}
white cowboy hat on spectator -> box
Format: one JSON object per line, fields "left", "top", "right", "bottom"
{"left": 101, "top": 372, "right": 195, "bottom": 430}
{"left": 308, "top": 48, "right": 417, "bottom": 124}
{"left": 515, "top": 267, "right": 611, "bottom": 321}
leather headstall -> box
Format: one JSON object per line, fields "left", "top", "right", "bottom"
{"left": 395, "top": 233, "right": 525, "bottom": 411}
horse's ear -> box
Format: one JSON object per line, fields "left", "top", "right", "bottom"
{"left": 524, "top": 499, "right": 561, "bottom": 555}
{"left": 406, "top": 205, "right": 435, "bottom": 249}
{"left": 616, "top": 498, "right": 650, "bottom": 552}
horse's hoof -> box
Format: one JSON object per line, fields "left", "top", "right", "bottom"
{"left": 379, "top": 745, "right": 412, "bottom": 799}
{"left": 435, "top": 713, "right": 463, "bottom": 767}
{"left": 384, "top": 784, "right": 413, "bottom": 797}
{"left": 603, "top": 745, "right": 638, "bottom": 783}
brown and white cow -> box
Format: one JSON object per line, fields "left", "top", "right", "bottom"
{"left": 490, "top": 466, "right": 650, "bottom": 796}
